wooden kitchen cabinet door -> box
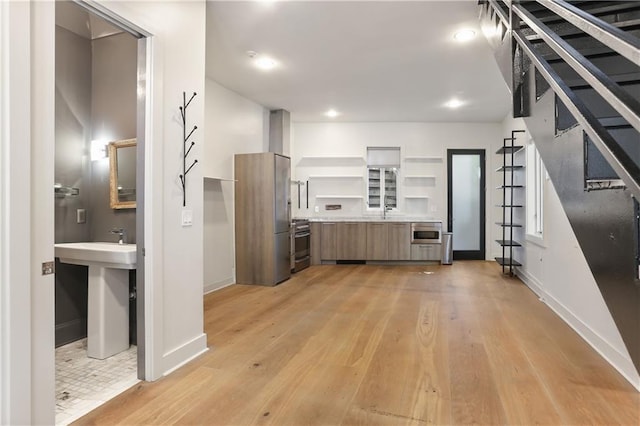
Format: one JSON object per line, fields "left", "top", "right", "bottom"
{"left": 388, "top": 223, "right": 411, "bottom": 260}
{"left": 320, "top": 223, "right": 337, "bottom": 260}
{"left": 366, "top": 222, "right": 388, "bottom": 260}
{"left": 336, "top": 222, "right": 367, "bottom": 260}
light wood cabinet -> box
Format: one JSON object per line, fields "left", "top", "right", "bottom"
{"left": 366, "top": 222, "right": 388, "bottom": 260}
{"left": 235, "top": 152, "right": 291, "bottom": 286}
{"left": 388, "top": 223, "right": 411, "bottom": 260}
{"left": 312, "top": 220, "right": 440, "bottom": 262}
{"left": 337, "top": 222, "right": 367, "bottom": 260}
{"left": 320, "top": 223, "right": 337, "bottom": 260}
{"left": 310, "top": 222, "right": 322, "bottom": 265}
{"left": 410, "top": 243, "right": 442, "bottom": 261}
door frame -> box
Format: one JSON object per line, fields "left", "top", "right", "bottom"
{"left": 447, "top": 149, "right": 486, "bottom": 260}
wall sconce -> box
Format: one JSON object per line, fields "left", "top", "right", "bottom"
{"left": 91, "top": 139, "right": 108, "bottom": 161}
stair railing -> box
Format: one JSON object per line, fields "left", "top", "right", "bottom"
{"left": 482, "top": 0, "right": 640, "bottom": 201}
{"left": 535, "top": 0, "right": 639, "bottom": 65}
{"left": 512, "top": 3, "right": 640, "bottom": 134}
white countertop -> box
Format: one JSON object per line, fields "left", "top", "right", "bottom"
{"left": 300, "top": 216, "right": 442, "bottom": 223}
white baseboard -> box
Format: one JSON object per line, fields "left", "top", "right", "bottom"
{"left": 517, "top": 270, "right": 640, "bottom": 391}
{"left": 516, "top": 267, "right": 544, "bottom": 298}
{"left": 204, "top": 277, "right": 234, "bottom": 295}
{"left": 162, "top": 333, "right": 208, "bottom": 376}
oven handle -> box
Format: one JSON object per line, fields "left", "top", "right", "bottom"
{"left": 295, "top": 232, "right": 311, "bottom": 238}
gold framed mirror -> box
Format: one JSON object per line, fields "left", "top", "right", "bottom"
{"left": 108, "top": 138, "right": 137, "bottom": 209}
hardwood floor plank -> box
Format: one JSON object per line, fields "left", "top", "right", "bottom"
{"left": 343, "top": 269, "right": 452, "bottom": 425}
{"left": 489, "top": 273, "right": 640, "bottom": 425}
{"left": 447, "top": 290, "right": 508, "bottom": 425}
{"left": 74, "top": 262, "right": 639, "bottom": 426}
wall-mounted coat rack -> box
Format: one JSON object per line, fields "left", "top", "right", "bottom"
{"left": 179, "top": 91, "right": 198, "bottom": 207}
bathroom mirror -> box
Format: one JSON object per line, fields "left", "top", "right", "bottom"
{"left": 108, "top": 138, "right": 137, "bottom": 209}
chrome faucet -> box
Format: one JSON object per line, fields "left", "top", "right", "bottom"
{"left": 383, "top": 196, "right": 393, "bottom": 219}
{"left": 110, "top": 228, "right": 126, "bottom": 244}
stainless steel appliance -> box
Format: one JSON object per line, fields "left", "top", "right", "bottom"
{"left": 292, "top": 219, "right": 311, "bottom": 272}
{"left": 234, "top": 152, "right": 291, "bottom": 286}
{"left": 410, "top": 222, "right": 442, "bottom": 244}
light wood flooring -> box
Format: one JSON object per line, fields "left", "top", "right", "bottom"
{"left": 76, "top": 262, "right": 640, "bottom": 425}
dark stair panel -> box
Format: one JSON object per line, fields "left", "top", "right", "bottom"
{"left": 524, "top": 89, "right": 640, "bottom": 374}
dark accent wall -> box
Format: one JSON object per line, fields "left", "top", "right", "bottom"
{"left": 54, "top": 26, "right": 92, "bottom": 347}
{"left": 90, "top": 33, "right": 137, "bottom": 243}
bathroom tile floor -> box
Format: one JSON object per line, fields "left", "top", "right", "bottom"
{"left": 55, "top": 339, "right": 138, "bottom": 425}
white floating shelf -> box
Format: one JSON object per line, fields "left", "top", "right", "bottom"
{"left": 404, "top": 175, "right": 436, "bottom": 179}
{"left": 404, "top": 156, "right": 443, "bottom": 162}
{"left": 308, "top": 175, "right": 363, "bottom": 179}
{"left": 204, "top": 176, "right": 237, "bottom": 182}
{"left": 315, "top": 195, "right": 364, "bottom": 199}
{"left": 404, "top": 196, "right": 430, "bottom": 199}
{"left": 301, "top": 156, "right": 364, "bottom": 161}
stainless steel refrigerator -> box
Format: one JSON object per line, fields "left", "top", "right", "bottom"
{"left": 235, "top": 152, "right": 291, "bottom": 285}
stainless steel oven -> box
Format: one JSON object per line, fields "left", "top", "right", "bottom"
{"left": 411, "top": 222, "right": 442, "bottom": 244}
{"left": 292, "top": 219, "right": 311, "bottom": 272}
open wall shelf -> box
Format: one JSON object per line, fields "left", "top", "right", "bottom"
{"left": 315, "top": 195, "right": 364, "bottom": 199}
{"left": 308, "top": 175, "right": 363, "bottom": 179}
{"left": 204, "top": 176, "right": 236, "bottom": 182}
{"left": 404, "top": 156, "right": 443, "bottom": 162}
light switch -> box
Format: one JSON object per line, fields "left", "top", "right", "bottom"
{"left": 181, "top": 209, "right": 193, "bottom": 227}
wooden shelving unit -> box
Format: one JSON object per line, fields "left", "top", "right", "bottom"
{"left": 495, "top": 130, "right": 525, "bottom": 275}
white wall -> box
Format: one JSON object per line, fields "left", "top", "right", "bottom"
{"left": 2, "top": 0, "right": 209, "bottom": 422}
{"left": 505, "top": 116, "right": 640, "bottom": 390}
{"left": 98, "top": 0, "right": 209, "bottom": 379}
{"left": 202, "top": 79, "right": 268, "bottom": 292}
{"left": 291, "top": 122, "right": 503, "bottom": 258}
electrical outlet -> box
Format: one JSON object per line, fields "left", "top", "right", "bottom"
{"left": 42, "top": 261, "right": 55, "bottom": 275}
{"left": 76, "top": 209, "right": 86, "bottom": 224}
{"left": 181, "top": 209, "right": 193, "bottom": 227}
{"left": 314, "top": 205, "right": 319, "bottom": 213}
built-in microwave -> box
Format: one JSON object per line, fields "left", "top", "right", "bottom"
{"left": 411, "top": 222, "right": 442, "bottom": 244}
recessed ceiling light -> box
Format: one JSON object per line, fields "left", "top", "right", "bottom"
{"left": 445, "top": 99, "right": 464, "bottom": 109}
{"left": 247, "top": 50, "right": 278, "bottom": 71}
{"left": 453, "top": 29, "right": 476, "bottom": 42}
{"left": 325, "top": 109, "right": 339, "bottom": 118}
{"left": 255, "top": 56, "right": 277, "bottom": 70}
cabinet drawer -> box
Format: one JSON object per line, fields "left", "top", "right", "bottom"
{"left": 410, "top": 244, "right": 441, "bottom": 261}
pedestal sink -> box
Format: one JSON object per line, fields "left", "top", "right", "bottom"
{"left": 55, "top": 242, "right": 136, "bottom": 360}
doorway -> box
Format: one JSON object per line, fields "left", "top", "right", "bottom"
{"left": 54, "top": 1, "right": 147, "bottom": 423}
{"left": 447, "top": 149, "right": 486, "bottom": 260}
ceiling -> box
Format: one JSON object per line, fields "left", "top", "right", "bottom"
{"left": 56, "top": 1, "right": 123, "bottom": 40}
{"left": 205, "top": 0, "right": 511, "bottom": 123}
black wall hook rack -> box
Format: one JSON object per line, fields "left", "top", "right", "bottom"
{"left": 179, "top": 91, "right": 198, "bottom": 207}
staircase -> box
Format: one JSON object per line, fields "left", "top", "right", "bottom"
{"left": 479, "top": 0, "right": 640, "bottom": 375}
